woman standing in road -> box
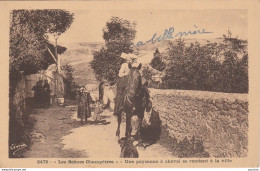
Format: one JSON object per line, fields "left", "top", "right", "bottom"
{"left": 77, "top": 86, "right": 94, "bottom": 124}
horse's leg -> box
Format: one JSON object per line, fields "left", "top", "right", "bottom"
{"left": 136, "top": 109, "right": 145, "bottom": 145}
{"left": 80, "top": 116, "right": 83, "bottom": 125}
{"left": 134, "top": 107, "right": 144, "bottom": 136}
{"left": 135, "top": 117, "right": 142, "bottom": 139}
{"left": 125, "top": 111, "right": 132, "bottom": 139}
{"left": 80, "top": 108, "right": 84, "bottom": 125}
{"left": 116, "top": 113, "right": 121, "bottom": 137}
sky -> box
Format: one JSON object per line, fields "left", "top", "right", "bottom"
{"left": 50, "top": 9, "right": 247, "bottom": 44}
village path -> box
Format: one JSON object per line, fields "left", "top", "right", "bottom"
{"left": 23, "top": 104, "right": 174, "bottom": 158}
{"left": 23, "top": 106, "right": 88, "bottom": 158}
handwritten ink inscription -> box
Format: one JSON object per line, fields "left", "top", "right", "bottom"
{"left": 132, "top": 25, "right": 213, "bottom": 47}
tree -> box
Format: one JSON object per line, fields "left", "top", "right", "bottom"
{"left": 10, "top": 10, "right": 74, "bottom": 73}
{"left": 163, "top": 31, "right": 248, "bottom": 93}
{"left": 45, "top": 10, "right": 74, "bottom": 73}
{"left": 9, "top": 10, "right": 74, "bottom": 95}
{"left": 103, "top": 17, "right": 136, "bottom": 54}
{"left": 91, "top": 17, "right": 136, "bottom": 83}
{"left": 151, "top": 48, "right": 166, "bottom": 71}
{"left": 62, "top": 64, "right": 79, "bottom": 100}
{"left": 220, "top": 30, "right": 248, "bottom": 93}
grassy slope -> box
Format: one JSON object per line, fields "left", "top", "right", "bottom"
{"left": 59, "top": 42, "right": 103, "bottom": 86}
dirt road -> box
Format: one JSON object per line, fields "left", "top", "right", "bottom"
{"left": 23, "top": 106, "right": 87, "bottom": 158}
{"left": 23, "top": 105, "right": 173, "bottom": 158}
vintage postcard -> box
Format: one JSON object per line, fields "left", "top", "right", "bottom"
{"left": 0, "top": 0, "right": 259, "bottom": 169}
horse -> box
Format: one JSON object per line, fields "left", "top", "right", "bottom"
{"left": 115, "top": 63, "right": 150, "bottom": 142}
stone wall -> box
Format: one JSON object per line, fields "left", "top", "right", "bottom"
{"left": 150, "top": 89, "right": 248, "bottom": 158}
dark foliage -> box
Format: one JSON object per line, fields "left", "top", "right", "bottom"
{"left": 9, "top": 9, "right": 73, "bottom": 97}
{"left": 91, "top": 17, "right": 136, "bottom": 84}
{"left": 91, "top": 47, "right": 125, "bottom": 84}
{"left": 159, "top": 125, "right": 179, "bottom": 156}
{"left": 103, "top": 16, "right": 136, "bottom": 54}
{"left": 10, "top": 10, "right": 73, "bottom": 76}
{"left": 177, "top": 136, "right": 209, "bottom": 158}
{"left": 62, "top": 64, "right": 79, "bottom": 100}
{"left": 159, "top": 126, "right": 209, "bottom": 158}
{"left": 151, "top": 48, "right": 166, "bottom": 71}
{"left": 163, "top": 31, "right": 248, "bottom": 93}
{"left": 9, "top": 100, "right": 36, "bottom": 157}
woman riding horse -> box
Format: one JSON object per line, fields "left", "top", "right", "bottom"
{"left": 114, "top": 53, "right": 149, "bottom": 141}
{"left": 113, "top": 53, "right": 138, "bottom": 117}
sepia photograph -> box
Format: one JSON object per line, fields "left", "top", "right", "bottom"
{"left": 0, "top": 0, "right": 259, "bottom": 169}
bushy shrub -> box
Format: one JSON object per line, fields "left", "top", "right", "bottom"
{"left": 163, "top": 31, "right": 248, "bottom": 93}
{"left": 177, "top": 136, "right": 209, "bottom": 158}
{"left": 9, "top": 99, "right": 36, "bottom": 158}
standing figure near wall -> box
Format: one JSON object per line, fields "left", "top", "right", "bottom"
{"left": 43, "top": 79, "right": 51, "bottom": 108}
{"left": 32, "top": 81, "right": 40, "bottom": 108}
{"left": 77, "top": 87, "right": 86, "bottom": 124}
{"left": 77, "top": 86, "right": 94, "bottom": 125}
{"left": 32, "top": 80, "right": 44, "bottom": 108}
{"left": 99, "top": 81, "right": 105, "bottom": 103}
{"left": 38, "top": 80, "right": 44, "bottom": 108}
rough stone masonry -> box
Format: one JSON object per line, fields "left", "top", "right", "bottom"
{"left": 150, "top": 89, "right": 248, "bottom": 158}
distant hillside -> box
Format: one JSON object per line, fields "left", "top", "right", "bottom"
{"left": 59, "top": 42, "right": 104, "bottom": 66}
{"left": 58, "top": 42, "right": 104, "bottom": 86}
{"left": 73, "top": 62, "right": 98, "bottom": 86}
{"left": 59, "top": 38, "right": 247, "bottom": 86}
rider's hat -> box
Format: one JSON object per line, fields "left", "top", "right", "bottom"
{"left": 121, "top": 53, "right": 130, "bottom": 60}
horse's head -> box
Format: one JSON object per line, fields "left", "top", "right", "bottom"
{"left": 126, "top": 63, "right": 142, "bottom": 98}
